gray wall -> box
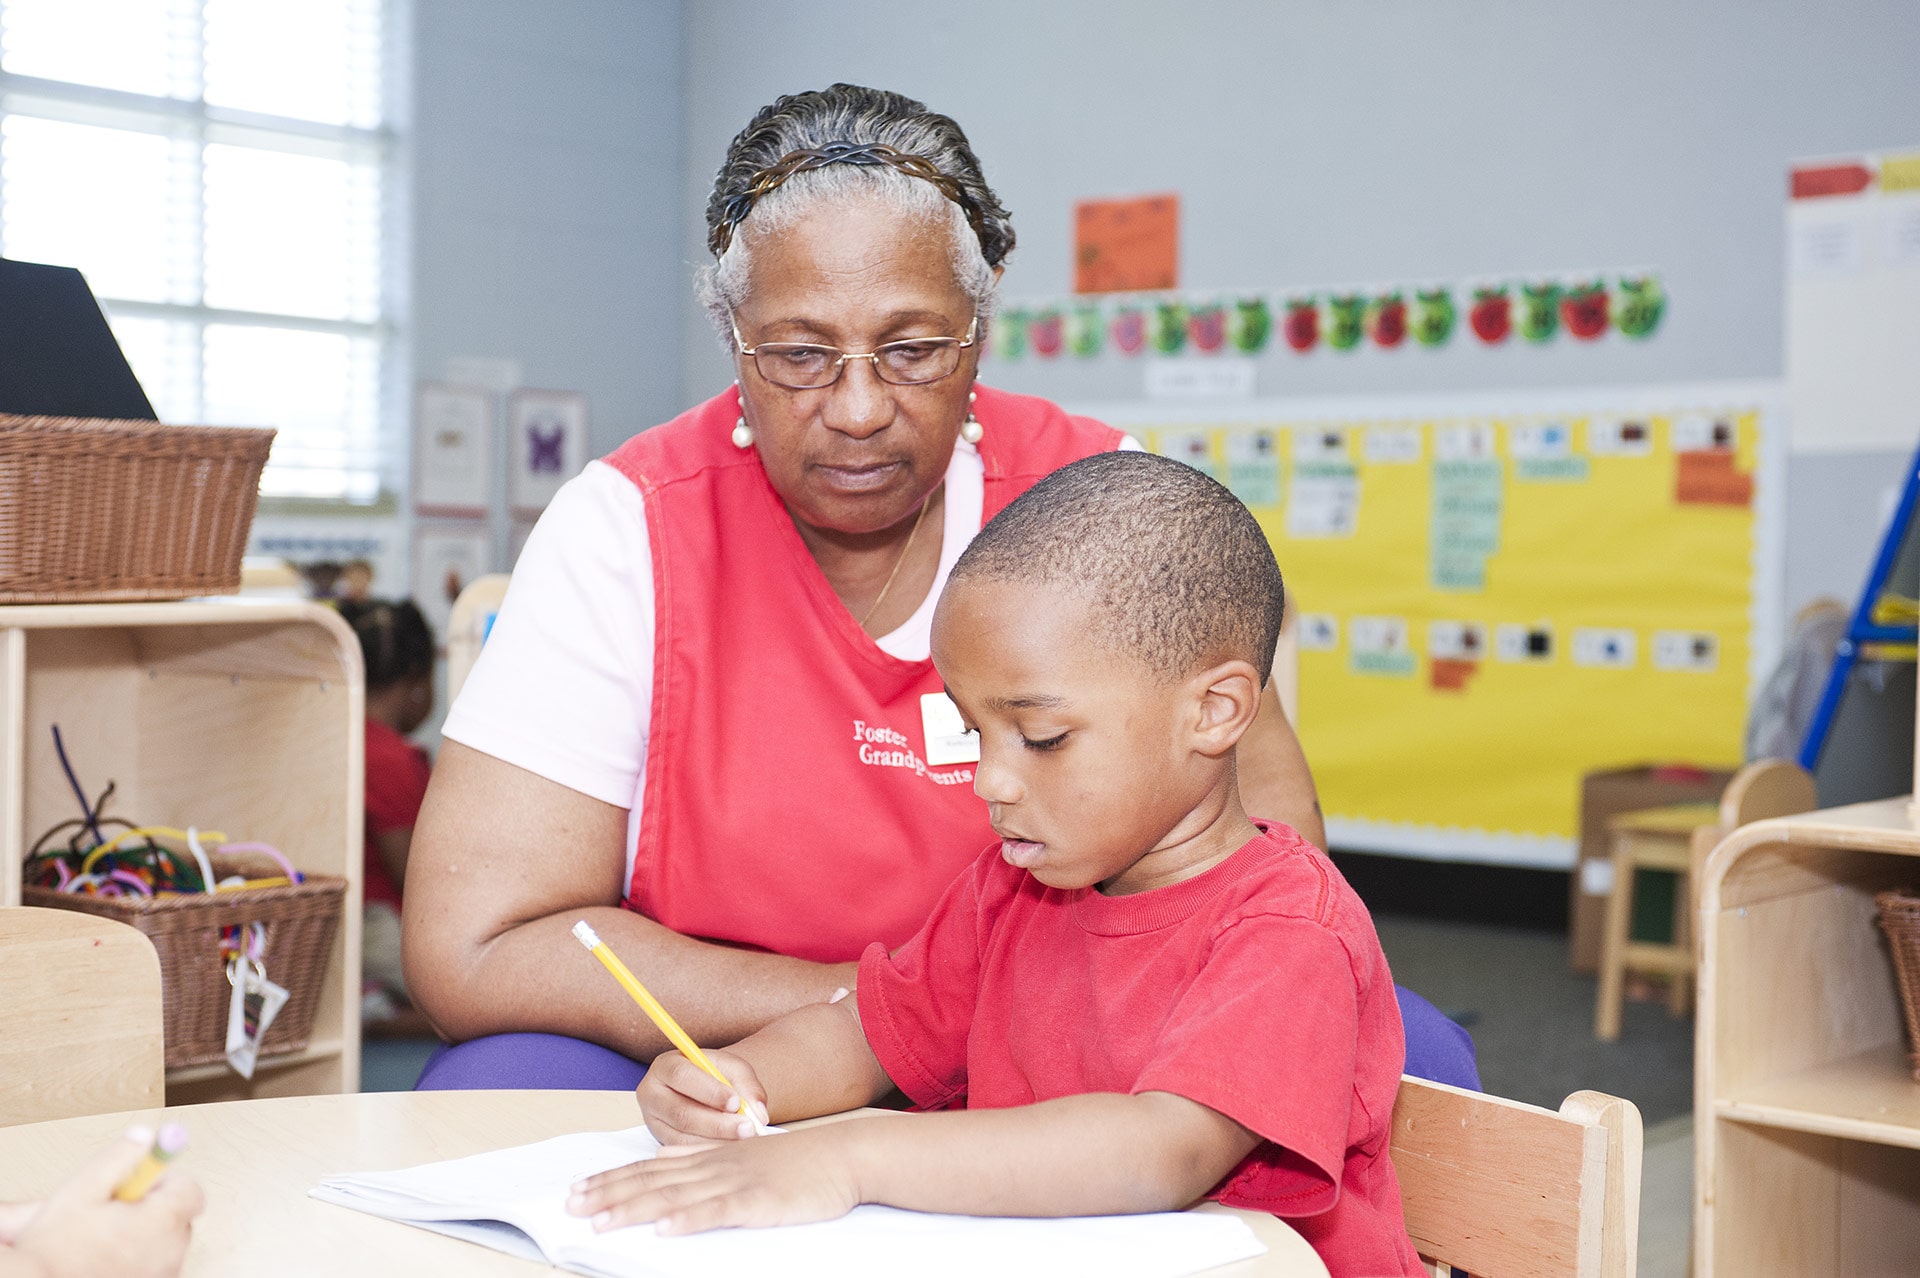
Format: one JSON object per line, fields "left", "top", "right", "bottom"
{"left": 676, "top": 0, "right": 1920, "bottom": 620}
{"left": 412, "top": 0, "right": 685, "bottom": 457}
{"left": 1786, "top": 449, "right": 1910, "bottom": 619}
{"left": 404, "top": 3, "right": 1919, "bottom": 625}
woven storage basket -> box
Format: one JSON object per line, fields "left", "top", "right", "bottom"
{"left": 23, "top": 854, "right": 345, "bottom": 1069}
{"left": 1878, "top": 890, "right": 1920, "bottom": 1082}
{"left": 0, "top": 414, "right": 274, "bottom": 603}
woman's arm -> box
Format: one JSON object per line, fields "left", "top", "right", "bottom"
{"left": 403, "top": 742, "right": 858, "bottom": 1057}
{"left": 1235, "top": 683, "right": 1325, "bottom": 849}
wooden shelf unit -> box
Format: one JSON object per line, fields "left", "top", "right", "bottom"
{"left": 0, "top": 599, "right": 363, "bottom": 1102}
{"left": 1695, "top": 797, "right": 1920, "bottom": 1276}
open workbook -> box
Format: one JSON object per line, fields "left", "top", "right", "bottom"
{"left": 310, "top": 1125, "right": 1268, "bottom": 1278}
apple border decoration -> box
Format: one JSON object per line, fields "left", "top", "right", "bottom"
{"left": 985, "top": 273, "right": 1664, "bottom": 361}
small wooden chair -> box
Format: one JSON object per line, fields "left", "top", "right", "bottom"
{"left": 1393, "top": 1077, "right": 1642, "bottom": 1277}
{"left": 445, "top": 572, "right": 511, "bottom": 705}
{"left": 1593, "top": 758, "right": 1816, "bottom": 1039}
{"left": 0, "top": 907, "right": 164, "bottom": 1126}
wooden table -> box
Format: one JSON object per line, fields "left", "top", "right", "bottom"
{"left": 0, "top": 1091, "right": 1328, "bottom": 1277}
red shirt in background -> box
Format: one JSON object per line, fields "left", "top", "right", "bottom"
{"left": 363, "top": 718, "right": 431, "bottom": 909}
{"left": 857, "top": 823, "right": 1423, "bottom": 1278}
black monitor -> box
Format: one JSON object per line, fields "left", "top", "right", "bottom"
{"left": 0, "top": 256, "right": 157, "bottom": 420}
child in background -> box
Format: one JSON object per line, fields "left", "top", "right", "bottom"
{"left": 0, "top": 1127, "right": 202, "bottom": 1277}
{"left": 336, "top": 599, "right": 436, "bottom": 1021}
{"left": 570, "top": 453, "right": 1423, "bottom": 1278}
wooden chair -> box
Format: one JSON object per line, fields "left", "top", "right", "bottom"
{"left": 0, "top": 907, "right": 164, "bottom": 1126}
{"left": 1593, "top": 758, "right": 1816, "bottom": 1039}
{"left": 1393, "top": 1076, "right": 1642, "bottom": 1277}
{"left": 444, "top": 572, "right": 511, "bottom": 705}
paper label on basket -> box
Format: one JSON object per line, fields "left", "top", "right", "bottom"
{"left": 226, "top": 959, "right": 290, "bottom": 1079}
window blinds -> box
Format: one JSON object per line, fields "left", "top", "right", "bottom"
{"left": 0, "top": 0, "right": 394, "bottom": 502}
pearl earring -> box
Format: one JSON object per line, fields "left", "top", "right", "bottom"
{"left": 960, "top": 391, "right": 983, "bottom": 444}
{"left": 731, "top": 416, "right": 754, "bottom": 449}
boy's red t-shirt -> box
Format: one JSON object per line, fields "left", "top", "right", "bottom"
{"left": 857, "top": 823, "right": 1424, "bottom": 1278}
{"left": 362, "top": 718, "right": 431, "bottom": 908}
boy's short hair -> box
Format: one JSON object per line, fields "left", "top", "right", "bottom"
{"left": 951, "top": 450, "right": 1286, "bottom": 684}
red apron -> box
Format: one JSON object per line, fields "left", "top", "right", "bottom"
{"left": 602, "top": 384, "right": 1122, "bottom": 962}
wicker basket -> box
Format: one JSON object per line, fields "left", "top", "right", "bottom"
{"left": 1878, "top": 890, "right": 1920, "bottom": 1082}
{"left": 24, "top": 855, "right": 345, "bottom": 1070}
{"left": 0, "top": 414, "right": 274, "bottom": 603}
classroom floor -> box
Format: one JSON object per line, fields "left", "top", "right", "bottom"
{"left": 360, "top": 910, "right": 1699, "bottom": 1273}
{"left": 1374, "top": 915, "right": 1694, "bottom": 1124}
{"left": 1373, "top": 914, "right": 1694, "bottom": 1277}
{"left": 362, "top": 1036, "right": 440, "bottom": 1092}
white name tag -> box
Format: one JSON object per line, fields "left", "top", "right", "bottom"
{"left": 920, "top": 692, "right": 980, "bottom": 766}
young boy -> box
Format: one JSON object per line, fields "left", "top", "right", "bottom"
{"left": 568, "top": 452, "right": 1423, "bottom": 1277}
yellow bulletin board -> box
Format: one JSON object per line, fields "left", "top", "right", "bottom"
{"left": 1095, "top": 381, "right": 1784, "bottom": 867}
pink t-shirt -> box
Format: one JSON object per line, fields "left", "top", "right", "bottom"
{"left": 857, "top": 823, "right": 1423, "bottom": 1278}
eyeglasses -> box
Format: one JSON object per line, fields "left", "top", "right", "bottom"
{"left": 732, "top": 317, "right": 978, "bottom": 390}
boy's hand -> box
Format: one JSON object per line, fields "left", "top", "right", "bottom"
{"left": 8, "top": 1127, "right": 204, "bottom": 1278}
{"left": 637, "top": 1049, "right": 770, "bottom": 1145}
{"left": 568, "top": 1129, "right": 858, "bottom": 1235}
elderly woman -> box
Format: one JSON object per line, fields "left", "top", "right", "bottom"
{"left": 406, "top": 84, "right": 1475, "bottom": 1090}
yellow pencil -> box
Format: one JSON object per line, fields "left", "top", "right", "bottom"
{"left": 113, "top": 1123, "right": 188, "bottom": 1202}
{"left": 571, "top": 921, "right": 771, "bottom": 1133}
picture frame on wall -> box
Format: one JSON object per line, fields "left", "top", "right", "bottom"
{"left": 411, "top": 522, "right": 493, "bottom": 646}
{"left": 413, "top": 383, "right": 495, "bottom": 517}
{"left": 507, "top": 388, "right": 589, "bottom": 516}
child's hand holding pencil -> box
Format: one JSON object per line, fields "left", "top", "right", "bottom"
{"left": 635, "top": 1049, "right": 772, "bottom": 1146}
{"left": 0, "top": 1126, "right": 203, "bottom": 1278}
{"left": 570, "top": 920, "right": 774, "bottom": 1140}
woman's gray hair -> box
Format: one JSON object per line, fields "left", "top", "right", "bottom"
{"left": 696, "top": 85, "right": 1013, "bottom": 348}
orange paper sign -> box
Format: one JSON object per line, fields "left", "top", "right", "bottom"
{"left": 1075, "top": 193, "right": 1179, "bottom": 294}
{"left": 1675, "top": 451, "right": 1753, "bottom": 507}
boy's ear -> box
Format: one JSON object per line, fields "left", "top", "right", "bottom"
{"left": 1187, "top": 659, "right": 1264, "bottom": 758}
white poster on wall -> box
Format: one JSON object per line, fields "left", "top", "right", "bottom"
{"left": 414, "top": 384, "right": 495, "bottom": 516}
{"left": 1785, "top": 150, "right": 1920, "bottom": 454}
{"left": 507, "top": 389, "right": 589, "bottom": 515}
{"left": 411, "top": 523, "right": 493, "bottom": 646}
{"left": 249, "top": 515, "right": 406, "bottom": 598}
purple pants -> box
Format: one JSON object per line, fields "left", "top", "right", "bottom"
{"left": 412, "top": 986, "right": 1478, "bottom": 1092}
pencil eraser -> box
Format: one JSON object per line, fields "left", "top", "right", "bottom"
{"left": 571, "top": 920, "right": 601, "bottom": 950}
{"left": 156, "top": 1123, "right": 189, "bottom": 1156}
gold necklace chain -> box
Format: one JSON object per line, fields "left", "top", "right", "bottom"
{"left": 859, "top": 486, "right": 937, "bottom": 630}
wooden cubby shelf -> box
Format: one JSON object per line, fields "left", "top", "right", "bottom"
{"left": 1695, "top": 797, "right": 1920, "bottom": 1276}
{"left": 0, "top": 598, "right": 364, "bottom": 1103}
{"left": 1717, "top": 1042, "right": 1920, "bottom": 1149}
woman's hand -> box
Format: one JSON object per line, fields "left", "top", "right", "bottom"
{"left": 637, "top": 1050, "right": 771, "bottom": 1145}
{"left": 4, "top": 1128, "right": 204, "bottom": 1278}
{"left": 568, "top": 1129, "right": 859, "bottom": 1236}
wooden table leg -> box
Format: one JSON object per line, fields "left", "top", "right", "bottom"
{"left": 1668, "top": 861, "right": 1694, "bottom": 1017}
{"left": 1595, "top": 831, "right": 1636, "bottom": 1041}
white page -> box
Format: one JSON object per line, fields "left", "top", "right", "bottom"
{"left": 312, "top": 1127, "right": 1268, "bottom": 1278}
